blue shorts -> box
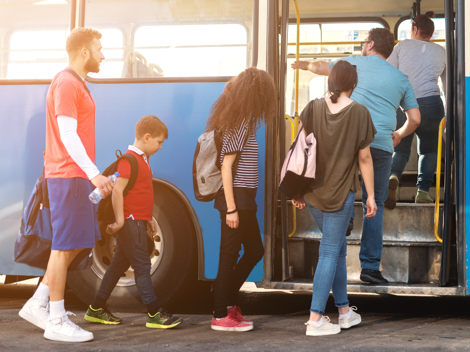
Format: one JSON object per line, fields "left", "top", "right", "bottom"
{"left": 47, "top": 178, "right": 101, "bottom": 250}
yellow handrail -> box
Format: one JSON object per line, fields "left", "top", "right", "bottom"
{"left": 285, "top": 113, "right": 297, "bottom": 238}
{"left": 434, "top": 117, "right": 446, "bottom": 243}
{"left": 287, "top": 0, "right": 301, "bottom": 238}
{"left": 285, "top": 114, "right": 296, "bottom": 142}
{"left": 287, "top": 39, "right": 445, "bottom": 46}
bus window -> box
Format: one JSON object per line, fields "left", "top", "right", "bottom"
{"left": 0, "top": 1, "right": 72, "bottom": 79}
{"left": 8, "top": 30, "right": 69, "bottom": 79}
{"left": 134, "top": 24, "right": 247, "bottom": 77}
{"left": 287, "top": 24, "right": 321, "bottom": 55}
{"left": 285, "top": 21, "right": 384, "bottom": 117}
{"left": 84, "top": 0, "right": 253, "bottom": 79}
{"left": 321, "top": 22, "right": 384, "bottom": 54}
{"left": 86, "top": 28, "right": 125, "bottom": 79}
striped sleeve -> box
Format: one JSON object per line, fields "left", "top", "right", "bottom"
{"left": 219, "top": 120, "right": 258, "bottom": 189}
{"left": 222, "top": 121, "right": 249, "bottom": 155}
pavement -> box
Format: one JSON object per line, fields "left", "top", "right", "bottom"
{"left": 1, "top": 279, "right": 470, "bottom": 351}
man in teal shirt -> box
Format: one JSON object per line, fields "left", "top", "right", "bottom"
{"left": 293, "top": 28, "right": 421, "bottom": 284}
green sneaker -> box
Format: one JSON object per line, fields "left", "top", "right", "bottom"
{"left": 146, "top": 308, "right": 183, "bottom": 329}
{"left": 384, "top": 174, "right": 399, "bottom": 210}
{"left": 84, "top": 306, "right": 122, "bottom": 325}
{"left": 415, "top": 190, "right": 434, "bottom": 203}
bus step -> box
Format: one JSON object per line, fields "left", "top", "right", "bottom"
{"left": 287, "top": 202, "right": 443, "bottom": 284}
{"left": 289, "top": 202, "right": 443, "bottom": 243}
{"left": 264, "top": 280, "right": 463, "bottom": 296}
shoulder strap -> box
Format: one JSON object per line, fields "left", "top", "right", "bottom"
{"left": 301, "top": 100, "right": 315, "bottom": 136}
{"left": 232, "top": 126, "right": 251, "bottom": 180}
{"left": 62, "top": 68, "right": 92, "bottom": 97}
{"left": 121, "top": 153, "right": 139, "bottom": 196}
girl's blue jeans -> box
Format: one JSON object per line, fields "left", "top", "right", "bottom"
{"left": 306, "top": 191, "right": 355, "bottom": 315}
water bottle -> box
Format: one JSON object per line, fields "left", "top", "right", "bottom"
{"left": 89, "top": 172, "right": 120, "bottom": 204}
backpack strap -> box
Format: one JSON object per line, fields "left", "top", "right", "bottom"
{"left": 121, "top": 153, "right": 139, "bottom": 196}
{"left": 62, "top": 68, "right": 92, "bottom": 98}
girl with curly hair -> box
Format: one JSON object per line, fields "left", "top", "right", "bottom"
{"left": 208, "top": 67, "right": 276, "bottom": 332}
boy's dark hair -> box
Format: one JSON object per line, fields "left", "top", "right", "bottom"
{"left": 328, "top": 61, "right": 358, "bottom": 103}
{"left": 368, "top": 28, "right": 395, "bottom": 59}
{"left": 136, "top": 115, "right": 168, "bottom": 140}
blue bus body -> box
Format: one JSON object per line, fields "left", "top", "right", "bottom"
{"left": 0, "top": 81, "right": 265, "bottom": 282}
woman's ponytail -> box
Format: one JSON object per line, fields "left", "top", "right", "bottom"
{"left": 327, "top": 61, "right": 358, "bottom": 104}
{"left": 330, "top": 89, "right": 341, "bottom": 103}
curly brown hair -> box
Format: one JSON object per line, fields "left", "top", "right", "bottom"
{"left": 205, "top": 67, "right": 277, "bottom": 134}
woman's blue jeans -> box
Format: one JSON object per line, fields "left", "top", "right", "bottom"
{"left": 391, "top": 95, "right": 445, "bottom": 192}
{"left": 306, "top": 191, "right": 355, "bottom": 315}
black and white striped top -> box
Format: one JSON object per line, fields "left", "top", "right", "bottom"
{"left": 220, "top": 121, "right": 258, "bottom": 189}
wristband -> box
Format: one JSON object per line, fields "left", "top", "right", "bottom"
{"left": 226, "top": 208, "right": 238, "bottom": 214}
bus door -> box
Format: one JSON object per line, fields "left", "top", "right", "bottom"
{"left": 263, "top": 0, "right": 467, "bottom": 296}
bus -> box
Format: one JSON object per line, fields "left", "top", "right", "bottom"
{"left": 0, "top": 0, "right": 467, "bottom": 309}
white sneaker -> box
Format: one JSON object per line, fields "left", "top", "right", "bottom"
{"left": 19, "top": 297, "right": 50, "bottom": 330}
{"left": 44, "top": 313, "right": 94, "bottom": 342}
{"left": 339, "top": 306, "right": 362, "bottom": 329}
{"left": 305, "top": 316, "right": 341, "bottom": 336}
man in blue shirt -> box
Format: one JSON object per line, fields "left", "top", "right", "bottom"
{"left": 292, "top": 28, "right": 421, "bottom": 284}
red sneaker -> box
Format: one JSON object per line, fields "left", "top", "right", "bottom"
{"left": 211, "top": 314, "right": 253, "bottom": 332}
{"left": 227, "top": 306, "right": 253, "bottom": 325}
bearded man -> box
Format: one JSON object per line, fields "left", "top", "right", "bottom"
{"left": 19, "top": 28, "right": 113, "bottom": 342}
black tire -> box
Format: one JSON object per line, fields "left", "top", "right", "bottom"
{"left": 67, "top": 183, "right": 197, "bottom": 310}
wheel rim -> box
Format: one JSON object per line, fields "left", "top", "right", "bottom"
{"left": 91, "top": 218, "right": 164, "bottom": 287}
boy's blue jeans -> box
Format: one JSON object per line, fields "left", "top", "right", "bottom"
{"left": 391, "top": 95, "right": 445, "bottom": 192}
{"left": 307, "top": 191, "right": 355, "bottom": 315}
{"left": 95, "top": 219, "right": 159, "bottom": 313}
{"left": 360, "top": 147, "right": 392, "bottom": 271}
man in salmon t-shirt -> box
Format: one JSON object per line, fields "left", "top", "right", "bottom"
{"left": 19, "top": 28, "right": 113, "bottom": 343}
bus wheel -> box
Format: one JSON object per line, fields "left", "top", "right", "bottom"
{"left": 67, "top": 184, "right": 197, "bottom": 310}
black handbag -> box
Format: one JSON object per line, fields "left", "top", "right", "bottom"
{"left": 14, "top": 173, "right": 93, "bottom": 271}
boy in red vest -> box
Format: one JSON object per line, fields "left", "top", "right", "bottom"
{"left": 84, "top": 115, "right": 182, "bottom": 329}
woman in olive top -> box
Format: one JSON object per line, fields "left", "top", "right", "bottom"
{"left": 293, "top": 61, "right": 377, "bottom": 336}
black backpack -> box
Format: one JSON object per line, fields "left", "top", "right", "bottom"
{"left": 97, "top": 150, "right": 139, "bottom": 226}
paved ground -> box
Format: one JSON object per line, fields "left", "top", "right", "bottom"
{"left": 1, "top": 280, "right": 470, "bottom": 351}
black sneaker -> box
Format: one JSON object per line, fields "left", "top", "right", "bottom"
{"left": 345, "top": 217, "right": 354, "bottom": 237}
{"left": 146, "top": 308, "right": 183, "bottom": 329}
{"left": 84, "top": 305, "right": 122, "bottom": 325}
{"left": 360, "top": 269, "right": 389, "bottom": 285}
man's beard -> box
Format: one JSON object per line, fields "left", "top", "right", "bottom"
{"left": 84, "top": 56, "right": 100, "bottom": 73}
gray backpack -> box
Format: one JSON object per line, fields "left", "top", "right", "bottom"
{"left": 192, "top": 129, "right": 249, "bottom": 202}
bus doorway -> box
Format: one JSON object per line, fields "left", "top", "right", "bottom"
{"left": 266, "top": 0, "right": 465, "bottom": 296}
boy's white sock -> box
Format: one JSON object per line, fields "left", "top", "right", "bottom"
{"left": 32, "top": 282, "right": 50, "bottom": 301}
{"left": 309, "top": 318, "right": 322, "bottom": 327}
{"left": 49, "top": 300, "right": 66, "bottom": 319}
{"left": 340, "top": 308, "right": 352, "bottom": 318}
